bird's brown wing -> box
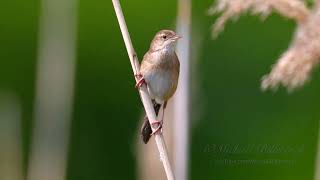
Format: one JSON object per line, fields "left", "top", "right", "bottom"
{"left": 162, "top": 52, "right": 180, "bottom": 100}
{"left": 140, "top": 52, "right": 154, "bottom": 76}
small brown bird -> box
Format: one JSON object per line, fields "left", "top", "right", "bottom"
{"left": 136, "top": 30, "right": 181, "bottom": 144}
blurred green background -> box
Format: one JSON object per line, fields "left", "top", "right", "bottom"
{"left": 1, "top": 0, "right": 320, "bottom": 179}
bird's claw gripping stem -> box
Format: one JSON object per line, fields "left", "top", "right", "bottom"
{"left": 151, "top": 120, "right": 163, "bottom": 135}
{"left": 134, "top": 73, "right": 142, "bottom": 79}
{"left": 135, "top": 73, "right": 146, "bottom": 88}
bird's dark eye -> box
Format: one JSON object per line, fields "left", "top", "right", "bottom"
{"left": 162, "top": 35, "right": 167, "bottom": 39}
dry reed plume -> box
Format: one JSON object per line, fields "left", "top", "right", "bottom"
{"left": 209, "top": 0, "right": 320, "bottom": 91}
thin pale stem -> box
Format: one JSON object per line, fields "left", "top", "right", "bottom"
{"left": 111, "top": 1, "right": 175, "bottom": 180}
{"left": 174, "top": 0, "right": 191, "bottom": 179}
{"left": 27, "top": 0, "right": 77, "bottom": 179}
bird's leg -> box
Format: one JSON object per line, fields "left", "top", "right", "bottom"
{"left": 151, "top": 102, "right": 163, "bottom": 135}
{"left": 134, "top": 73, "right": 146, "bottom": 88}
{"left": 150, "top": 101, "right": 167, "bottom": 135}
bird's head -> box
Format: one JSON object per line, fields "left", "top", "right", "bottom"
{"left": 150, "top": 30, "right": 182, "bottom": 52}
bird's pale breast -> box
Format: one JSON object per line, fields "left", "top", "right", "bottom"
{"left": 140, "top": 51, "right": 179, "bottom": 104}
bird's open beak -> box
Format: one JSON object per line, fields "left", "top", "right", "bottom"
{"left": 171, "top": 34, "right": 182, "bottom": 41}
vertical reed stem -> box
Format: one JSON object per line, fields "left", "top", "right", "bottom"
{"left": 112, "top": 1, "right": 175, "bottom": 179}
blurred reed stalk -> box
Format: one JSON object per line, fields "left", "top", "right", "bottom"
{"left": 208, "top": 0, "right": 320, "bottom": 91}
{"left": 174, "top": 0, "right": 191, "bottom": 179}
{"left": 209, "top": 0, "right": 320, "bottom": 179}
{"left": 0, "top": 93, "right": 23, "bottom": 180}
{"left": 27, "top": 0, "right": 77, "bottom": 179}
{"left": 112, "top": 0, "right": 175, "bottom": 179}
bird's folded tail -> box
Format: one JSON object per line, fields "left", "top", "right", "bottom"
{"left": 141, "top": 101, "right": 161, "bottom": 144}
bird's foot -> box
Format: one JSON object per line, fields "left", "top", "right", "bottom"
{"left": 134, "top": 73, "right": 143, "bottom": 79}
{"left": 135, "top": 78, "right": 146, "bottom": 88}
{"left": 151, "top": 120, "right": 163, "bottom": 135}
{"left": 134, "top": 73, "right": 146, "bottom": 88}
